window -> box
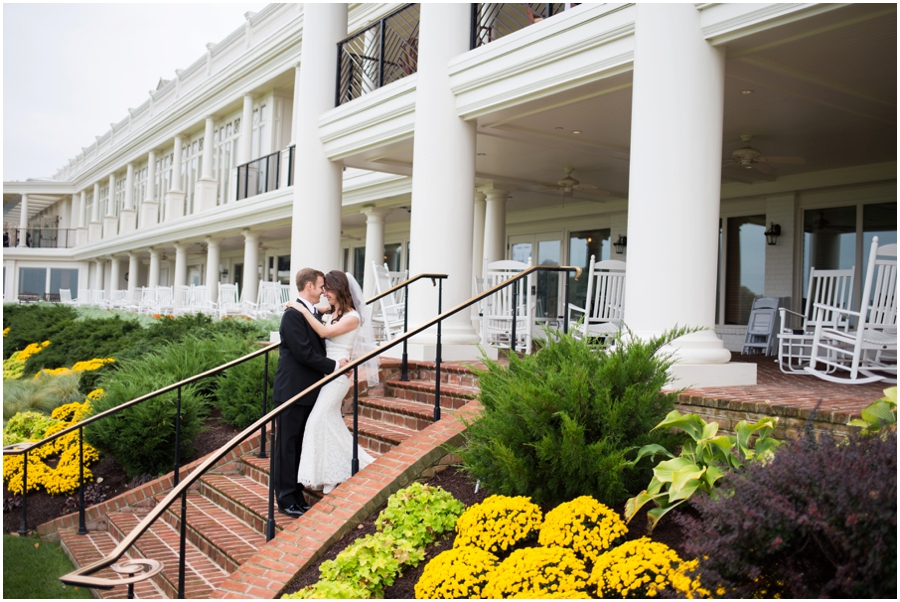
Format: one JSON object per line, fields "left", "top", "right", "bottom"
{"left": 251, "top": 104, "right": 268, "bottom": 159}
{"left": 724, "top": 215, "right": 766, "bottom": 325}
{"left": 133, "top": 164, "right": 148, "bottom": 209}
{"left": 277, "top": 255, "right": 291, "bottom": 284}
{"left": 50, "top": 268, "right": 79, "bottom": 295}
{"left": 85, "top": 191, "right": 94, "bottom": 221}
{"left": 19, "top": 267, "right": 46, "bottom": 296}
{"left": 353, "top": 247, "right": 366, "bottom": 289}
{"left": 384, "top": 243, "right": 403, "bottom": 272}
{"left": 99, "top": 184, "right": 110, "bottom": 218}
{"left": 215, "top": 117, "right": 240, "bottom": 205}
{"left": 155, "top": 152, "right": 174, "bottom": 221}
{"left": 568, "top": 229, "right": 610, "bottom": 313}
{"left": 181, "top": 136, "right": 203, "bottom": 215}
{"left": 114, "top": 175, "right": 126, "bottom": 215}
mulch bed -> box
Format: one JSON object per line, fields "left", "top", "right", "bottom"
{"left": 282, "top": 466, "right": 689, "bottom": 599}
{"left": 3, "top": 410, "right": 241, "bottom": 535}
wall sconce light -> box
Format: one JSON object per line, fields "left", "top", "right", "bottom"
{"left": 219, "top": 264, "right": 228, "bottom": 278}
{"left": 764, "top": 222, "right": 781, "bottom": 246}
{"left": 613, "top": 234, "right": 627, "bottom": 254}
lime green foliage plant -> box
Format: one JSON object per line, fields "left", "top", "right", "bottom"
{"left": 849, "top": 386, "right": 897, "bottom": 434}
{"left": 414, "top": 546, "right": 499, "bottom": 599}
{"left": 3, "top": 411, "right": 58, "bottom": 445}
{"left": 3, "top": 372, "right": 84, "bottom": 422}
{"left": 374, "top": 481, "right": 464, "bottom": 548}
{"left": 454, "top": 494, "right": 543, "bottom": 555}
{"left": 481, "top": 545, "right": 589, "bottom": 599}
{"left": 538, "top": 496, "right": 628, "bottom": 565}
{"left": 458, "top": 326, "right": 692, "bottom": 506}
{"left": 625, "top": 411, "right": 782, "bottom": 530}
{"left": 588, "top": 537, "right": 708, "bottom": 598}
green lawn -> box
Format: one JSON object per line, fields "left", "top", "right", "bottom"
{"left": 3, "top": 534, "right": 92, "bottom": 599}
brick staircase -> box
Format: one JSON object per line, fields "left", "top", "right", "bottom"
{"left": 56, "top": 359, "right": 480, "bottom": 599}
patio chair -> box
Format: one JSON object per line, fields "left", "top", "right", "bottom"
{"left": 172, "top": 285, "right": 193, "bottom": 315}
{"left": 153, "top": 286, "right": 175, "bottom": 316}
{"left": 777, "top": 267, "right": 854, "bottom": 373}
{"left": 567, "top": 255, "right": 626, "bottom": 341}
{"left": 741, "top": 297, "right": 779, "bottom": 356}
{"left": 805, "top": 237, "right": 897, "bottom": 384}
{"left": 108, "top": 289, "right": 129, "bottom": 310}
{"left": 90, "top": 289, "right": 106, "bottom": 308}
{"left": 481, "top": 259, "right": 535, "bottom": 354}
{"left": 75, "top": 288, "right": 91, "bottom": 306}
{"left": 218, "top": 283, "right": 243, "bottom": 318}
{"left": 371, "top": 263, "right": 406, "bottom": 342}
{"left": 190, "top": 285, "right": 214, "bottom": 315}
{"left": 59, "top": 289, "right": 76, "bottom": 305}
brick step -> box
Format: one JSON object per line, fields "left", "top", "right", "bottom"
{"left": 416, "top": 365, "right": 482, "bottom": 388}
{"left": 384, "top": 379, "right": 479, "bottom": 410}
{"left": 343, "top": 414, "right": 419, "bottom": 455}
{"left": 239, "top": 453, "right": 275, "bottom": 488}
{"left": 107, "top": 511, "right": 230, "bottom": 599}
{"left": 58, "top": 528, "right": 166, "bottom": 599}
{"left": 158, "top": 493, "right": 266, "bottom": 574}
{"left": 358, "top": 395, "right": 440, "bottom": 430}
{"left": 199, "top": 474, "right": 293, "bottom": 534}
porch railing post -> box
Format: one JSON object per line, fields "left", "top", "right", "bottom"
{"left": 511, "top": 281, "right": 519, "bottom": 354}
{"left": 178, "top": 490, "right": 187, "bottom": 599}
{"left": 266, "top": 415, "right": 276, "bottom": 542}
{"left": 401, "top": 284, "right": 410, "bottom": 381}
{"left": 335, "top": 40, "right": 342, "bottom": 107}
{"left": 563, "top": 269, "right": 571, "bottom": 335}
{"left": 470, "top": 3, "right": 479, "bottom": 50}
{"left": 259, "top": 351, "right": 269, "bottom": 459}
{"left": 18, "top": 450, "right": 28, "bottom": 535}
{"left": 377, "top": 19, "right": 385, "bottom": 88}
{"left": 173, "top": 386, "right": 182, "bottom": 487}
{"left": 434, "top": 278, "right": 443, "bottom": 422}
{"left": 78, "top": 427, "right": 87, "bottom": 534}
{"left": 351, "top": 367, "right": 360, "bottom": 476}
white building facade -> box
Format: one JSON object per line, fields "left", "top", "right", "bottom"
{"left": 3, "top": 3, "right": 896, "bottom": 386}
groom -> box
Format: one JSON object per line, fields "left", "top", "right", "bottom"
{"left": 272, "top": 267, "right": 348, "bottom": 517}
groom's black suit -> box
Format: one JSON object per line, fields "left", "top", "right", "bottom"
{"left": 272, "top": 302, "right": 337, "bottom": 510}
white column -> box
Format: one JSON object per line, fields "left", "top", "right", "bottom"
{"left": 120, "top": 163, "right": 137, "bottom": 233}
{"left": 89, "top": 183, "right": 103, "bottom": 242}
{"left": 141, "top": 150, "right": 159, "bottom": 227}
{"left": 127, "top": 252, "right": 139, "bottom": 296}
{"left": 406, "top": 3, "right": 480, "bottom": 357}
{"left": 76, "top": 190, "right": 88, "bottom": 246}
{"left": 93, "top": 259, "right": 104, "bottom": 291}
{"left": 104, "top": 173, "right": 118, "bottom": 238}
{"left": 362, "top": 207, "right": 388, "bottom": 299}
{"left": 625, "top": 4, "right": 752, "bottom": 387}
{"left": 242, "top": 229, "right": 260, "bottom": 304}
{"left": 483, "top": 188, "right": 509, "bottom": 265}
{"left": 289, "top": 4, "right": 347, "bottom": 294}
{"left": 173, "top": 242, "right": 187, "bottom": 287}
{"left": 166, "top": 135, "right": 185, "bottom": 220}
{"left": 17, "top": 194, "right": 28, "bottom": 247}
{"left": 109, "top": 256, "right": 121, "bottom": 293}
{"left": 472, "top": 191, "right": 486, "bottom": 281}
{"left": 195, "top": 116, "right": 218, "bottom": 211}
{"left": 148, "top": 247, "right": 161, "bottom": 288}
{"left": 238, "top": 95, "right": 254, "bottom": 164}
{"left": 205, "top": 237, "right": 221, "bottom": 304}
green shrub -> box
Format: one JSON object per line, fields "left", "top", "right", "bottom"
{"left": 849, "top": 386, "right": 897, "bottom": 434}
{"left": 3, "top": 372, "right": 84, "bottom": 422}
{"left": 87, "top": 333, "right": 254, "bottom": 476}
{"left": 215, "top": 354, "right": 276, "bottom": 429}
{"left": 3, "top": 303, "right": 76, "bottom": 360}
{"left": 457, "top": 327, "right": 690, "bottom": 507}
{"left": 22, "top": 317, "right": 142, "bottom": 378}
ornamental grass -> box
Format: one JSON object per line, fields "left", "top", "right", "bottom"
{"left": 538, "top": 495, "right": 628, "bottom": 566}
{"left": 453, "top": 494, "right": 543, "bottom": 555}
{"left": 481, "top": 545, "right": 589, "bottom": 599}
{"left": 414, "top": 546, "right": 499, "bottom": 599}
{"left": 588, "top": 536, "right": 707, "bottom": 598}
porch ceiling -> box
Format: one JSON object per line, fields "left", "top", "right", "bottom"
{"left": 342, "top": 3, "right": 896, "bottom": 213}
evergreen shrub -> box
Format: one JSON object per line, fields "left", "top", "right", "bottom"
{"left": 23, "top": 317, "right": 140, "bottom": 378}
{"left": 2, "top": 303, "right": 76, "bottom": 360}
{"left": 215, "top": 354, "right": 276, "bottom": 429}
{"left": 678, "top": 428, "right": 897, "bottom": 598}
{"left": 458, "top": 327, "right": 689, "bottom": 506}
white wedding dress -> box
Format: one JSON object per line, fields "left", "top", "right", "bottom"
{"left": 297, "top": 310, "right": 375, "bottom": 491}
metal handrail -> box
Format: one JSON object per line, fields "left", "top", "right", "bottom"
{"left": 56, "top": 265, "right": 580, "bottom": 593}
{"left": 4, "top": 227, "right": 78, "bottom": 249}
{"left": 470, "top": 3, "right": 569, "bottom": 49}
{"left": 236, "top": 150, "right": 281, "bottom": 201}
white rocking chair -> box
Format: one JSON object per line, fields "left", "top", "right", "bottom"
{"left": 777, "top": 267, "right": 854, "bottom": 373}
{"left": 567, "top": 256, "right": 626, "bottom": 341}
{"left": 371, "top": 262, "right": 406, "bottom": 342}
{"left": 218, "top": 283, "right": 243, "bottom": 318}
{"left": 806, "top": 237, "right": 897, "bottom": 384}
{"left": 481, "top": 259, "right": 534, "bottom": 354}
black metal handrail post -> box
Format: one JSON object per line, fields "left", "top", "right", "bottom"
{"left": 351, "top": 367, "right": 360, "bottom": 476}
{"left": 266, "top": 420, "right": 276, "bottom": 542}
{"left": 18, "top": 449, "right": 28, "bottom": 535}
{"left": 402, "top": 284, "right": 410, "bottom": 381}
{"left": 78, "top": 427, "right": 87, "bottom": 534}
{"left": 511, "top": 280, "right": 519, "bottom": 354}
{"left": 173, "top": 387, "right": 182, "bottom": 487}
{"left": 377, "top": 19, "right": 385, "bottom": 87}
{"left": 178, "top": 490, "right": 187, "bottom": 598}
{"left": 434, "top": 279, "right": 443, "bottom": 421}
{"left": 259, "top": 351, "right": 270, "bottom": 459}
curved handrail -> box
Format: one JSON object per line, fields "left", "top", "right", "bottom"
{"left": 59, "top": 264, "right": 581, "bottom": 589}
{"left": 368, "top": 273, "right": 447, "bottom": 304}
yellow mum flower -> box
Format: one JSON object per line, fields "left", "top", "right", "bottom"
{"left": 539, "top": 496, "right": 628, "bottom": 565}
{"left": 455, "top": 495, "right": 543, "bottom": 554}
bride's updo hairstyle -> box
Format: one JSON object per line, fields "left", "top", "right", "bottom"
{"left": 324, "top": 270, "right": 355, "bottom": 320}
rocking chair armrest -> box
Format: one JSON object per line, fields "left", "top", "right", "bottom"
{"left": 778, "top": 307, "right": 806, "bottom": 320}
{"left": 811, "top": 302, "right": 862, "bottom": 319}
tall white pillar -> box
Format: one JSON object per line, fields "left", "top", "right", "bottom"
{"left": 362, "top": 207, "right": 388, "bottom": 299}
{"left": 93, "top": 259, "right": 104, "bottom": 291}
{"left": 196, "top": 116, "right": 218, "bottom": 211}
{"left": 76, "top": 190, "right": 88, "bottom": 246}
{"left": 104, "top": 173, "right": 118, "bottom": 238}
{"left": 205, "top": 237, "right": 221, "bottom": 304}
{"left": 173, "top": 242, "right": 187, "bottom": 287}
{"left": 109, "top": 256, "right": 121, "bottom": 293}
{"left": 625, "top": 4, "right": 752, "bottom": 386}
{"left": 289, "top": 4, "right": 347, "bottom": 296}
{"left": 239, "top": 95, "right": 254, "bottom": 164}
{"left": 406, "top": 3, "right": 481, "bottom": 358}
{"left": 166, "top": 136, "right": 185, "bottom": 220}
{"left": 148, "top": 247, "right": 161, "bottom": 288}
{"left": 141, "top": 150, "right": 159, "bottom": 227}
{"left": 17, "top": 194, "right": 28, "bottom": 247}
{"left": 242, "top": 229, "right": 260, "bottom": 304}
{"left": 127, "top": 252, "right": 139, "bottom": 296}
{"left": 472, "top": 191, "right": 486, "bottom": 281}
{"left": 120, "top": 163, "right": 137, "bottom": 233}
{"left": 483, "top": 188, "right": 509, "bottom": 265}
{"left": 89, "top": 183, "right": 103, "bottom": 242}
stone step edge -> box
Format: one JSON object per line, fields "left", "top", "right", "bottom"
{"left": 37, "top": 433, "right": 264, "bottom": 540}
{"left": 385, "top": 379, "right": 480, "bottom": 398}
{"left": 676, "top": 390, "right": 861, "bottom": 424}
{"left": 342, "top": 415, "right": 419, "bottom": 446}
{"left": 209, "top": 400, "right": 483, "bottom": 599}
{"left": 378, "top": 357, "right": 486, "bottom": 375}
{"left": 358, "top": 395, "right": 442, "bottom": 420}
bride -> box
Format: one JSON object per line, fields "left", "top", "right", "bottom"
{"left": 288, "top": 270, "right": 376, "bottom": 494}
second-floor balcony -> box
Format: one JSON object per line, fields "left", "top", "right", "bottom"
{"left": 4, "top": 227, "right": 77, "bottom": 250}
{"left": 235, "top": 145, "right": 295, "bottom": 202}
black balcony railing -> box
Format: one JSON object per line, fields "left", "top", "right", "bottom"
{"left": 236, "top": 151, "right": 281, "bottom": 201}
{"left": 286, "top": 145, "right": 296, "bottom": 187}
{"left": 336, "top": 4, "right": 420, "bottom": 106}
{"left": 4, "top": 227, "right": 77, "bottom": 249}
{"left": 470, "top": 3, "right": 570, "bottom": 49}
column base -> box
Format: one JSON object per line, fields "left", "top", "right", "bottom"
{"left": 140, "top": 201, "right": 159, "bottom": 228}
{"left": 76, "top": 227, "right": 89, "bottom": 246}
{"left": 165, "top": 191, "right": 185, "bottom": 221}
{"left": 89, "top": 222, "right": 103, "bottom": 243}
{"left": 381, "top": 342, "right": 497, "bottom": 362}
{"left": 103, "top": 215, "right": 118, "bottom": 238}
{"left": 668, "top": 362, "right": 757, "bottom": 389}
{"left": 119, "top": 209, "right": 137, "bottom": 234}
{"left": 195, "top": 178, "right": 218, "bottom": 212}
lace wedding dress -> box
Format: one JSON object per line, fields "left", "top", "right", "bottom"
{"left": 297, "top": 310, "right": 375, "bottom": 491}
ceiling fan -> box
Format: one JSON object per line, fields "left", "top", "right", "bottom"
{"left": 723, "top": 135, "right": 805, "bottom": 175}
{"left": 535, "top": 167, "right": 611, "bottom": 198}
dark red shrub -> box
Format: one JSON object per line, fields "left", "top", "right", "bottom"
{"left": 677, "top": 429, "right": 896, "bottom": 598}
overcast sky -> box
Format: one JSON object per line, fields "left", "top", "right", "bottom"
{"left": 3, "top": 3, "right": 269, "bottom": 182}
